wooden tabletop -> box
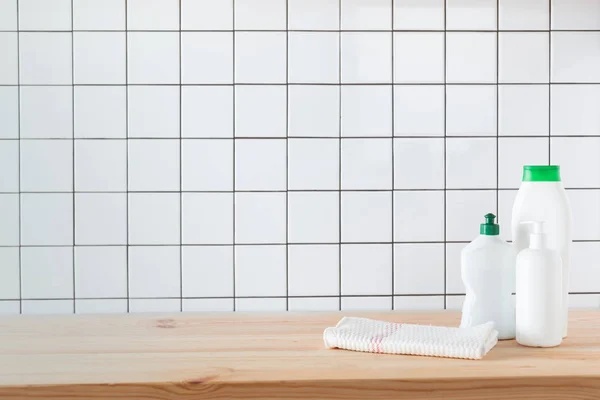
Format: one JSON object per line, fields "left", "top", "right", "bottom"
{"left": 1, "top": 310, "right": 599, "bottom": 400}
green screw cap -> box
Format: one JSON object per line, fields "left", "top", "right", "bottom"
{"left": 523, "top": 165, "right": 561, "bottom": 182}
{"left": 480, "top": 213, "right": 499, "bottom": 236}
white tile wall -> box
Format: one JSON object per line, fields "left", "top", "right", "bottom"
{"left": 1, "top": 0, "right": 599, "bottom": 314}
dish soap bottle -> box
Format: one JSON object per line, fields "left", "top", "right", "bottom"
{"left": 460, "top": 213, "right": 515, "bottom": 340}
{"left": 516, "top": 221, "right": 562, "bottom": 348}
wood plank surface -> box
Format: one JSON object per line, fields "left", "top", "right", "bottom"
{"left": 1, "top": 310, "right": 600, "bottom": 399}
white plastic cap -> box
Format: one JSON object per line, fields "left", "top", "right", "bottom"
{"left": 520, "top": 221, "right": 547, "bottom": 249}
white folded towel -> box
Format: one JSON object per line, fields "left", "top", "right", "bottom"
{"left": 323, "top": 317, "right": 498, "bottom": 360}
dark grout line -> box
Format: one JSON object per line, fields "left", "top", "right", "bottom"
{"left": 16, "top": 0, "right": 22, "bottom": 315}
{"left": 124, "top": 0, "right": 130, "bottom": 313}
{"left": 178, "top": 0, "right": 183, "bottom": 313}
{"left": 390, "top": 0, "right": 395, "bottom": 312}
{"left": 71, "top": 0, "right": 76, "bottom": 314}
{"left": 337, "top": 0, "right": 342, "bottom": 312}
{"left": 5, "top": 29, "right": 600, "bottom": 33}
{"left": 4, "top": 82, "right": 600, "bottom": 87}
{"left": 232, "top": 0, "right": 236, "bottom": 312}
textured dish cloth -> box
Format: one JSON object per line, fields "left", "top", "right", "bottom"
{"left": 323, "top": 317, "right": 498, "bottom": 360}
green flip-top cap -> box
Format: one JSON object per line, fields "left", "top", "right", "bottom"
{"left": 480, "top": 213, "right": 499, "bottom": 236}
{"left": 522, "top": 165, "right": 561, "bottom": 182}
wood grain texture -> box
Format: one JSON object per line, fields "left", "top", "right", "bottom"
{"left": 1, "top": 310, "right": 600, "bottom": 399}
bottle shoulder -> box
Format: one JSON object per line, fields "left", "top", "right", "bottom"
{"left": 463, "top": 235, "right": 513, "bottom": 254}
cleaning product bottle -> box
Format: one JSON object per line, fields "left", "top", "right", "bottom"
{"left": 512, "top": 165, "right": 572, "bottom": 338}
{"left": 460, "top": 213, "right": 515, "bottom": 340}
{"left": 516, "top": 221, "right": 562, "bottom": 347}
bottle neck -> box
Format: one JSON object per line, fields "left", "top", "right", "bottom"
{"left": 529, "top": 233, "right": 546, "bottom": 250}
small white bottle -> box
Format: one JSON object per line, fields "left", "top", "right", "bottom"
{"left": 460, "top": 213, "right": 515, "bottom": 340}
{"left": 516, "top": 221, "right": 562, "bottom": 348}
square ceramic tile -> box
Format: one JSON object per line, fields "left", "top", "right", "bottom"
{"left": 288, "top": 298, "right": 339, "bottom": 311}
{"left": 20, "top": 86, "right": 72, "bottom": 139}
{"left": 341, "top": 296, "right": 392, "bottom": 311}
{"left": 446, "top": 295, "right": 465, "bottom": 310}
{"left": 0, "top": 87, "right": 18, "bottom": 138}
{"left": 75, "top": 246, "right": 127, "bottom": 298}
{"left": 446, "top": 190, "right": 496, "bottom": 241}
{"left": 73, "top": 0, "right": 125, "bottom": 30}
{"left": 182, "top": 193, "right": 233, "bottom": 245}
{"left": 20, "top": 194, "right": 73, "bottom": 246}
{"left": 235, "top": 86, "right": 286, "bottom": 138}
{"left": 181, "top": 32, "right": 233, "bottom": 84}
{"left": 128, "top": 193, "right": 180, "bottom": 245}
{"left": 446, "top": 33, "right": 496, "bottom": 84}
{"left": 0, "top": 248, "right": 19, "bottom": 299}
{"left": 76, "top": 299, "right": 128, "bottom": 314}
{"left": 497, "top": 189, "right": 517, "bottom": 241}
{"left": 128, "top": 139, "right": 179, "bottom": 191}
{"left": 394, "top": 85, "right": 444, "bottom": 137}
{"left": 22, "top": 300, "right": 73, "bottom": 314}
{"left": 393, "top": 138, "right": 444, "bottom": 189}
{"left": 288, "top": 0, "right": 339, "bottom": 30}
{"left": 341, "top": 191, "right": 392, "bottom": 242}
{"left": 288, "top": 245, "right": 339, "bottom": 296}
{"left": 75, "top": 140, "right": 126, "bottom": 192}
{"left": 0, "top": 0, "right": 17, "bottom": 30}
{"left": 288, "top": 139, "right": 339, "bottom": 190}
{"left": 127, "top": 0, "right": 179, "bottom": 30}
{"left": 73, "top": 33, "right": 126, "bottom": 84}
{"left": 394, "top": 244, "right": 444, "bottom": 294}
{"left": 446, "top": 138, "right": 496, "bottom": 189}
{"left": 499, "top": 85, "right": 549, "bottom": 136}
{"left": 235, "top": 139, "right": 286, "bottom": 190}
{"left": 181, "top": 0, "right": 232, "bottom": 30}
{"left": 235, "top": 193, "right": 286, "bottom": 244}
{"left": 75, "top": 193, "right": 127, "bottom": 245}
{"left": 341, "top": 0, "right": 391, "bottom": 30}
{"left": 236, "top": 298, "right": 287, "bottom": 311}
{"left": 235, "top": 0, "right": 286, "bottom": 30}
{"left": 552, "top": 0, "right": 600, "bottom": 30}
{"left": 235, "top": 32, "right": 286, "bottom": 84}
{"left": 551, "top": 85, "right": 600, "bottom": 136}
{"left": 0, "top": 141, "right": 18, "bottom": 192}
{"left": 568, "top": 294, "right": 600, "bottom": 308}
{"left": 183, "top": 299, "right": 234, "bottom": 312}
{"left": 75, "top": 86, "right": 126, "bottom": 139}
{"left": 499, "top": 0, "right": 548, "bottom": 30}
{"left": 394, "top": 191, "right": 444, "bottom": 241}
{"left": 129, "top": 246, "right": 180, "bottom": 297}
{"left": 394, "top": 33, "right": 444, "bottom": 83}
{"left": 445, "top": 243, "right": 464, "bottom": 294}
{"left": 566, "top": 190, "right": 600, "bottom": 241}
{"left": 182, "top": 246, "right": 233, "bottom": 297}
{"left": 341, "top": 244, "right": 392, "bottom": 295}
{"left": 551, "top": 137, "right": 600, "bottom": 188}
{"left": 235, "top": 245, "right": 286, "bottom": 296}
{"left": 127, "top": 32, "right": 179, "bottom": 84}
{"left": 20, "top": 140, "right": 72, "bottom": 192}
{"left": 0, "top": 33, "right": 17, "bottom": 84}
{"left": 570, "top": 242, "right": 600, "bottom": 293}
{"left": 446, "top": 85, "right": 497, "bottom": 136}
{"left": 552, "top": 33, "right": 600, "bottom": 83}
{"left": 129, "top": 299, "right": 180, "bottom": 313}
{"left": 446, "top": 0, "right": 496, "bottom": 30}
{"left": 499, "top": 138, "right": 548, "bottom": 189}
{"left": 0, "top": 195, "right": 18, "bottom": 246}
{"left": 288, "top": 86, "right": 339, "bottom": 137}
{"left": 288, "top": 192, "right": 339, "bottom": 243}
{"left": 19, "top": 0, "right": 71, "bottom": 30}
{"left": 0, "top": 302, "right": 20, "bottom": 315}
{"left": 182, "top": 86, "right": 233, "bottom": 138}
{"left": 289, "top": 33, "right": 339, "bottom": 84}
{"left": 394, "top": 0, "right": 444, "bottom": 30}
{"left": 181, "top": 139, "right": 233, "bottom": 191}
{"left": 499, "top": 33, "right": 549, "bottom": 83}
{"left": 341, "top": 33, "right": 392, "bottom": 84}
{"left": 341, "top": 86, "right": 392, "bottom": 137}
{"left": 128, "top": 86, "right": 179, "bottom": 138}
{"left": 19, "top": 33, "right": 72, "bottom": 84}
{"left": 394, "top": 296, "right": 445, "bottom": 310}
{"left": 21, "top": 247, "right": 73, "bottom": 299}
{"left": 341, "top": 139, "right": 392, "bottom": 189}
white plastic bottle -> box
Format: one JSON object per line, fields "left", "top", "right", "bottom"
{"left": 516, "top": 221, "right": 562, "bottom": 347}
{"left": 512, "top": 165, "right": 572, "bottom": 338}
{"left": 460, "top": 213, "right": 515, "bottom": 340}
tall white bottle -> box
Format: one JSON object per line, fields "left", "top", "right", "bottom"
{"left": 512, "top": 165, "right": 572, "bottom": 338}
{"left": 516, "top": 221, "right": 562, "bottom": 347}
{"left": 460, "top": 213, "right": 515, "bottom": 340}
